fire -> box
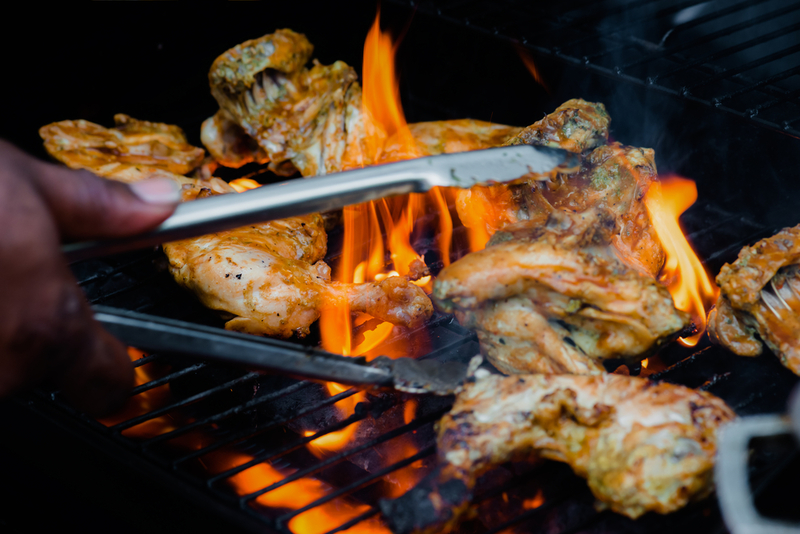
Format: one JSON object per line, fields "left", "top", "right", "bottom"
{"left": 228, "top": 177, "right": 262, "bottom": 192}
{"left": 218, "top": 452, "right": 390, "bottom": 534}
{"left": 644, "top": 175, "right": 719, "bottom": 346}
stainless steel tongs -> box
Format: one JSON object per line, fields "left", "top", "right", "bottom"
{"left": 95, "top": 306, "right": 473, "bottom": 396}
{"left": 64, "top": 145, "right": 577, "bottom": 262}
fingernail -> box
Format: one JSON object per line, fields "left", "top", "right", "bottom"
{"left": 129, "top": 177, "right": 182, "bottom": 204}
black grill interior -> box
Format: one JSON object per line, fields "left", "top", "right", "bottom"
{"left": 2, "top": 2, "right": 800, "bottom": 534}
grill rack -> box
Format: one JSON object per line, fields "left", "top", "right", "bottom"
{"left": 395, "top": 0, "right": 800, "bottom": 139}
{"left": 15, "top": 192, "right": 800, "bottom": 534}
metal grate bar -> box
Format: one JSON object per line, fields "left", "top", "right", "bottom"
{"left": 172, "top": 382, "right": 353, "bottom": 466}
{"left": 714, "top": 63, "right": 800, "bottom": 104}
{"left": 657, "top": 0, "right": 767, "bottom": 46}
{"left": 685, "top": 41, "right": 800, "bottom": 92}
{"left": 747, "top": 84, "right": 800, "bottom": 116}
{"left": 112, "top": 371, "right": 261, "bottom": 432}
{"left": 621, "top": 2, "right": 800, "bottom": 73}
{"left": 206, "top": 408, "right": 369, "bottom": 482}
{"left": 74, "top": 250, "right": 161, "bottom": 286}
{"left": 654, "top": 21, "right": 800, "bottom": 85}
{"left": 142, "top": 380, "right": 317, "bottom": 447}
{"left": 570, "top": 0, "right": 710, "bottom": 60}
{"left": 87, "top": 272, "right": 164, "bottom": 304}
{"left": 131, "top": 353, "right": 162, "bottom": 368}
{"left": 127, "top": 362, "right": 207, "bottom": 397}
{"left": 276, "top": 445, "right": 436, "bottom": 527}
{"left": 240, "top": 407, "right": 448, "bottom": 503}
{"left": 555, "top": 0, "right": 666, "bottom": 32}
{"left": 322, "top": 508, "right": 381, "bottom": 534}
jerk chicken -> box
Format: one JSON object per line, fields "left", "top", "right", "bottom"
{"left": 709, "top": 224, "right": 800, "bottom": 375}
{"left": 433, "top": 209, "right": 690, "bottom": 374}
{"left": 381, "top": 373, "right": 735, "bottom": 534}
{"left": 39, "top": 115, "right": 433, "bottom": 338}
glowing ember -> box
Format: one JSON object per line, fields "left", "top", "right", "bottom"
{"left": 641, "top": 358, "right": 649, "bottom": 369}
{"left": 228, "top": 177, "right": 262, "bottom": 192}
{"left": 644, "top": 175, "right": 719, "bottom": 346}
{"left": 515, "top": 44, "right": 550, "bottom": 94}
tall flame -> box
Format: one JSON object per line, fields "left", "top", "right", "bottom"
{"left": 645, "top": 175, "right": 719, "bottom": 346}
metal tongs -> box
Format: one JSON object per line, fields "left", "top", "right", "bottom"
{"left": 95, "top": 306, "right": 474, "bottom": 396}
{"left": 78, "top": 145, "right": 577, "bottom": 394}
{"left": 63, "top": 145, "right": 578, "bottom": 262}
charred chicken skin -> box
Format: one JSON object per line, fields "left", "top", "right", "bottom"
{"left": 455, "top": 99, "right": 665, "bottom": 279}
{"left": 39, "top": 116, "right": 433, "bottom": 338}
{"left": 709, "top": 224, "right": 800, "bottom": 374}
{"left": 381, "top": 373, "right": 735, "bottom": 534}
{"left": 433, "top": 210, "right": 689, "bottom": 375}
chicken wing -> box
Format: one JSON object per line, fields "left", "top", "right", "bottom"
{"left": 709, "top": 224, "right": 800, "bottom": 374}
{"left": 381, "top": 373, "right": 735, "bottom": 533}
{"left": 433, "top": 210, "right": 689, "bottom": 374}
{"left": 40, "top": 116, "right": 433, "bottom": 338}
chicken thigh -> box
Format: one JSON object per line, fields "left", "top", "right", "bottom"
{"left": 381, "top": 373, "right": 735, "bottom": 533}
{"left": 433, "top": 210, "right": 689, "bottom": 374}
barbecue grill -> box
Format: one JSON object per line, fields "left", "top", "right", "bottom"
{"left": 2, "top": 2, "right": 800, "bottom": 533}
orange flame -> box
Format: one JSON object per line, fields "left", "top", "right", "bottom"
{"left": 362, "top": 9, "right": 419, "bottom": 162}
{"left": 219, "top": 452, "right": 390, "bottom": 534}
{"left": 644, "top": 175, "right": 719, "bottom": 346}
{"left": 229, "top": 177, "right": 262, "bottom": 192}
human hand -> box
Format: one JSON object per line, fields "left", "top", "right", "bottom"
{"left": 0, "top": 140, "right": 180, "bottom": 415}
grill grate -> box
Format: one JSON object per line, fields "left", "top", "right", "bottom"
{"left": 13, "top": 193, "right": 797, "bottom": 534}
{"left": 396, "top": 0, "right": 800, "bottom": 138}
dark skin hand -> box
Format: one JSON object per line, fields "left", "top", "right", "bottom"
{"left": 0, "top": 140, "right": 179, "bottom": 415}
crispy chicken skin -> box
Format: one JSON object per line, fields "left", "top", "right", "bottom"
{"left": 709, "top": 225, "right": 800, "bottom": 374}
{"left": 379, "top": 120, "right": 522, "bottom": 162}
{"left": 381, "top": 373, "right": 735, "bottom": 534}
{"left": 40, "top": 115, "right": 433, "bottom": 338}
{"left": 165, "top": 214, "right": 432, "bottom": 337}
{"left": 200, "top": 109, "right": 271, "bottom": 170}
{"left": 433, "top": 210, "right": 689, "bottom": 374}
{"left": 455, "top": 100, "right": 665, "bottom": 278}
{"left": 206, "top": 29, "right": 370, "bottom": 177}
{"left": 39, "top": 115, "right": 233, "bottom": 198}
{"left": 504, "top": 98, "right": 610, "bottom": 153}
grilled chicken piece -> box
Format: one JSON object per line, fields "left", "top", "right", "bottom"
{"left": 378, "top": 119, "right": 522, "bottom": 162}
{"left": 39, "top": 115, "right": 233, "bottom": 197}
{"left": 433, "top": 210, "right": 689, "bottom": 374}
{"left": 200, "top": 109, "right": 271, "bottom": 169}
{"left": 709, "top": 225, "right": 800, "bottom": 374}
{"left": 165, "top": 213, "right": 432, "bottom": 337}
{"left": 504, "top": 98, "right": 610, "bottom": 153}
{"left": 381, "top": 373, "right": 735, "bottom": 533}
{"left": 206, "top": 29, "right": 370, "bottom": 177}
{"left": 455, "top": 101, "right": 665, "bottom": 278}
{"left": 40, "top": 116, "right": 433, "bottom": 338}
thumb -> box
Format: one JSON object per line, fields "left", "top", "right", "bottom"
{"left": 25, "top": 154, "right": 181, "bottom": 241}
